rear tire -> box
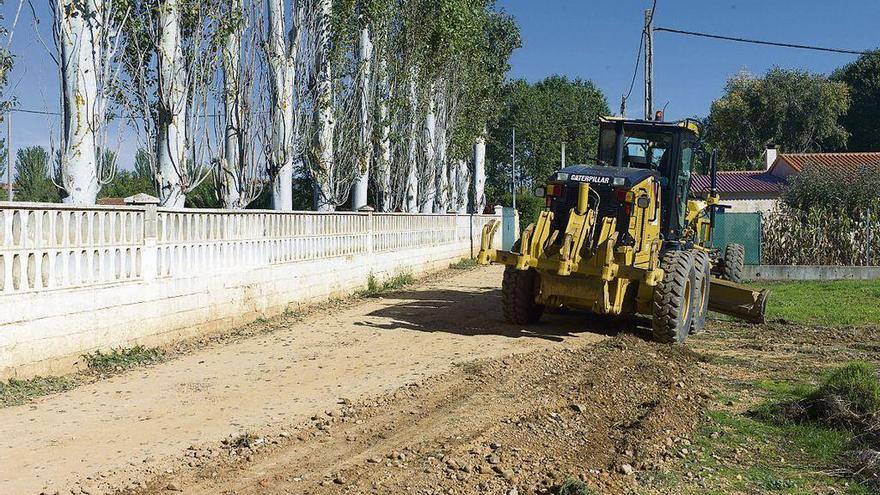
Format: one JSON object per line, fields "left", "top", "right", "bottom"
{"left": 722, "top": 244, "right": 745, "bottom": 283}
{"left": 652, "top": 250, "right": 696, "bottom": 344}
{"left": 502, "top": 267, "right": 544, "bottom": 324}
{"left": 690, "top": 250, "right": 711, "bottom": 335}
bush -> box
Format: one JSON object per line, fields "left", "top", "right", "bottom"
{"left": 811, "top": 361, "right": 880, "bottom": 417}
{"left": 557, "top": 479, "right": 594, "bottom": 495}
{"left": 782, "top": 162, "right": 880, "bottom": 213}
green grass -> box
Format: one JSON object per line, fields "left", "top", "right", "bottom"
{"left": 557, "top": 478, "right": 594, "bottom": 495}
{"left": 358, "top": 271, "right": 415, "bottom": 297}
{"left": 0, "top": 375, "right": 79, "bottom": 407}
{"left": 811, "top": 361, "right": 880, "bottom": 416}
{"left": 449, "top": 257, "right": 479, "bottom": 270}
{"left": 756, "top": 279, "right": 880, "bottom": 326}
{"left": 83, "top": 345, "right": 164, "bottom": 371}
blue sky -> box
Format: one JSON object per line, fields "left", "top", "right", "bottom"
{"left": 2, "top": 0, "right": 878, "bottom": 173}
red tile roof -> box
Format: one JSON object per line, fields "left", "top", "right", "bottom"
{"left": 690, "top": 170, "right": 783, "bottom": 195}
{"left": 773, "top": 152, "right": 880, "bottom": 173}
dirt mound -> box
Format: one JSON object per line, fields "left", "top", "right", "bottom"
{"left": 137, "top": 335, "right": 708, "bottom": 494}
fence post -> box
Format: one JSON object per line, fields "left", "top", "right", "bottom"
{"left": 367, "top": 210, "right": 374, "bottom": 255}
{"left": 142, "top": 205, "right": 159, "bottom": 281}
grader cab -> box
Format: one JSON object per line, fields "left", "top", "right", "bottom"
{"left": 478, "top": 117, "right": 769, "bottom": 343}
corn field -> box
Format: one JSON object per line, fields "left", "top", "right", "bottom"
{"left": 762, "top": 204, "right": 880, "bottom": 266}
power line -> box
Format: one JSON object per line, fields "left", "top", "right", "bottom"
{"left": 653, "top": 27, "right": 871, "bottom": 56}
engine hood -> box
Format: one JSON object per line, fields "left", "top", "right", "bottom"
{"left": 551, "top": 164, "right": 658, "bottom": 189}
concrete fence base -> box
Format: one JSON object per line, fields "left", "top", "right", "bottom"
{"left": 0, "top": 203, "right": 500, "bottom": 379}
{"left": 744, "top": 265, "right": 880, "bottom": 281}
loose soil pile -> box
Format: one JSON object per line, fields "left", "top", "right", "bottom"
{"left": 136, "top": 335, "right": 708, "bottom": 495}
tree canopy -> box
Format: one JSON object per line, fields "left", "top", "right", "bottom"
{"left": 706, "top": 68, "right": 850, "bottom": 170}
{"left": 486, "top": 75, "right": 609, "bottom": 204}
{"left": 14, "top": 146, "right": 58, "bottom": 203}
{"left": 832, "top": 50, "right": 880, "bottom": 152}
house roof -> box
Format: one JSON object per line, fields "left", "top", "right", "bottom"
{"left": 690, "top": 170, "right": 784, "bottom": 195}
{"left": 771, "top": 152, "right": 880, "bottom": 174}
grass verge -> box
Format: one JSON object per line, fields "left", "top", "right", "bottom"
{"left": 0, "top": 375, "right": 80, "bottom": 407}
{"left": 84, "top": 345, "right": 164, "bottom": 371}
{"left": 357, "top": 271, "right": 416, "bottom": 297}
{"left": 449, "top": 257, "right": 479, "bottom": 270}
{"left": 756, "top": 279, "right": 880, "bottom": 327}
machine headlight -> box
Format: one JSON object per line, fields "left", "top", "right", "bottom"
{"left": 612, "top": 177, "right": 625, "bottom": 186}
{"left": 556, "top": 173, "right": 570, "bottom": 181}
{"left": 534, "top": 186, "right": 545, "bottom": 198}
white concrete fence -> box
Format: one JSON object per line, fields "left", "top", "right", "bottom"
{"left": 0, "top": 203, "right": 500, "bottom": 379}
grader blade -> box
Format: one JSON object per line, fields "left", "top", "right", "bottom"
{"left": 708, "top": 278, "right": 770, "bottom": 323}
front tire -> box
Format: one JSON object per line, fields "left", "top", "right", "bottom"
{"left": 502, "top": 267, "right": 544, "bottom": 324}
{"left": 722, "top": 244, "right": 745, "bottom": 283}
{"left": 690, "top": 250, "right": 711, "bottom": 335}
{"left": 652, "top": 250, "right": 696, "bottom": 344}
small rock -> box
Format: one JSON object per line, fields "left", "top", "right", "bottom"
{"left": 620, "top": 464, "right": 634, "bottom": 475}
{"left": 571, "top": 404, "right": 587, "bottom": 414}
{"left": 165, "top": 482, "right": 183, "bottom": 492}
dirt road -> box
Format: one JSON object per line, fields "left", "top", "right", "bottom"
{"left": 1, "top": 266, "right": 611, "bottom": 495}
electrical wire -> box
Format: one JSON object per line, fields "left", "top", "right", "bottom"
{"left": 653, "top": 27, "right": 871, "bottom": 56}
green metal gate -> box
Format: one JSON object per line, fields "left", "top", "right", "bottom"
{"left": 710, "top": 212, "right": 762, "bottom": 265}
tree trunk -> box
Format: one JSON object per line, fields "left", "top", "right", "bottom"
{"left": 473, "top": 133, "right": 486, "bottom": 213}
{"left": 313, "top": 0, "right": 335, "bottom": 212}
{"left": 404, "top": 69, "right": 418, "bottom": 213}
{"left": 375, "top": 52, "right": 391, "bottom": 212}
{"left": 433, "top": 83, "right": 448, "bottom": 213}
{"left": 455, "top": 158, "right": 469, "bottom": 213}
{"left": 420, "top": 83, "right": 436, "bottom": 213}
{"left": 58, "top": 0, "right": 101, "bottom": 204}
{"left": 266, "top": 0, "right": 296, "bottom": 211}
{"left": 156, "top": 0, "right": 188, "bottom": 208}
{"left": 351, "top": 21, "right": 373, "bottom": 211}
{"left": 221, "top": 0, "right": 242, "bottom": 209}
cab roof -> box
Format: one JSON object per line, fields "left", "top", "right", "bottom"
{"left": 599, "top": 116, "right": 701, "bottom": 137}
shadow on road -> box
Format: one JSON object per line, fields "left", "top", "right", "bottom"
{"left": 356, "top": 286, "right": 653, "bottom": 342}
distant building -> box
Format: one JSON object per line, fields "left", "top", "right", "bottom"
{"left": 691, "top": 148, "right": 880, "bottom": 213}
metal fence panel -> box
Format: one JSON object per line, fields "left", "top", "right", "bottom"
{"left": 711, "top": 212, "right": 762, "bottom": 265}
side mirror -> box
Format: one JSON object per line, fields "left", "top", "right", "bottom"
{"left": 534, "top": 186, "right": 545, "bottom": 198}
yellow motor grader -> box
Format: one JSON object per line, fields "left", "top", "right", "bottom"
{"left": 478, "top": 117, "right": 769, "bottom": 343}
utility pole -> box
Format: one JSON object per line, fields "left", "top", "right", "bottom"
{"left": 561, "top": 141, "right": 566, "bottom": 168}
{"left": 511, "top": 126, "right": 516, "bottom": 209}
{"left": 644, "top": 7, "right": 654, "bottom": 120}
{"left": 6, "top": 112, "right": 11, "bottom": 201}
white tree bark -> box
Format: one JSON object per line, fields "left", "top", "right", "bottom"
{"left": 266, "top": 0, "right": 296, "bottom": 210}
{"left": 313, "top": 0, "right": 335, "bottom": 211}
{"left": 404, "top": 69, "right": 419, "bottom": 213}
{"left": 351, "top": 21, "right": 373, "bottom": 210}
{"left": 375, "top": 51, "right": 391, "bottom": 212}
{"left": 454, "top": 158, "right": 469, "bottom": 213}
{"left": 420, "top": 83, "right": 436, "bottom": 213}
{"left": 156, "top": 0, "right": 188, "bottom": 208}
{"left": 473, "top": 133, "right": 486, "bottom": 213}
{"left": 57, "top": 0, "right": 102, "bottom": 204}
{"left": 221, "top": 0, "right": 243, "bottom": 209}
{"left": 433, "top": 83, "right": 448, "bottom": 213}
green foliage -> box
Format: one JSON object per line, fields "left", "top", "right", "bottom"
{"left": 14, "top": 146, "right": 59, "bottom": 202}
{"left": 491, "top": 187, "right": 544, "bottom": 226}
{"left": 449, "top": 257, "right": 478, "bottom": 269}
{"left": 756, "top": 279, "right": 880, "bottom": 326}
{"left": 487, "top": 75, "right": 609, "bottom": 204}
{"left": 781, "top": 162, "right": 880, "bottom": 212}
{"left": 0, "top": 375, "right": 78, "bottom": 407}
{"left": 706, "top": 68, "right": 850, "bottom": 170}
{"left": 358, "top": 271, "right": 415, "bottom": 297}
{"left": 832, "top": 50, "right": 880, "bottom": 152}
{"left": 83, "top": 345, "right": 164, "bottom": 371}
{"left": 811, "top": 361, "right": 880, "bottom": 416}
{"left": 185, "top": 174, "right": 222, "bottom": 208}
{"left": 557, "top": 478, "right": 594, "bottom": 495}
{"left": 101, "top": 149, "right": 157, "bottom": 199}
